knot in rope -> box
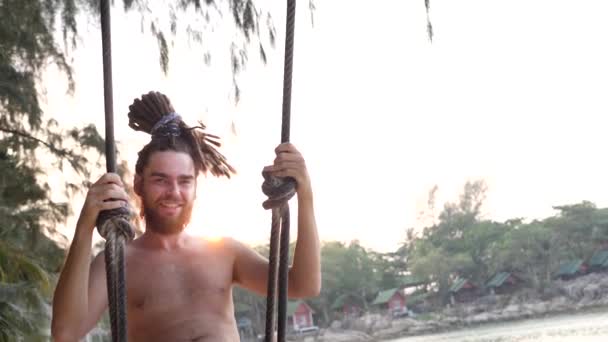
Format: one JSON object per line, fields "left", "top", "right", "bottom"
{"left": 96, "top": 207, "right": 136, "bottom": 242}
{"left": 96, "top": 206, "right": 135, "bottom": 342}
{"left": 261, "top": 171, "right": 296, "bottom": 210}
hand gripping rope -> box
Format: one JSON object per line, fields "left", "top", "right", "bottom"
{"left": 98, "top": 1, "right": 135, "bottom": 341}
{"left": 261, "top": 1, "right": 298, "bottom": 342}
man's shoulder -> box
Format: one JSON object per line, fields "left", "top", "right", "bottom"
{"left": 188, "top": 234, "right": 240, "bottom": 246}
{"left": 170, "top": 234, "right": 244, "bottom": 256}
{"left": 197, "top": 235, "right": 241, "bottom": 253}
{"left": 196, "top": 236, "right": 261, "bottom": 260}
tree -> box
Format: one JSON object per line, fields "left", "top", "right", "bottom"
{"left": 408, "top": 180, "right": 492, "bottom": 301}
{"left": 370, "top": 245, "right": 408, "bottom": 291}
{"left": 546, "top": 201, "right": 607, "bottom": 258}
{"left": 410, "top": 182, "right": 608, "bottom": 301}
{"left": 591, "top": 208, "right": 608, "bottom": 245}
{"left": 1, "top": 2, "right": 110, "bottom": 338}
{"left": 232, "top": 285, "right": 265, "bottom": 337}
{"left": 409, "top": 239, "right": 473, "bottom": 304}
{"left": 462, "top": 220, "right": 508, "bottom": 282}
{"left": 493, "top": 222, "right": 560, "bottom": 293}
{"left": 306, "top": 241, "right": 381, "bottom": 325}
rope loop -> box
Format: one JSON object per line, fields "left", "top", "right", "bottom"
{"left": 96, "top": 207, "right": 136, "bottom": 242}
{"left": 261, "top": 171, "right": 296, "bottom": 210}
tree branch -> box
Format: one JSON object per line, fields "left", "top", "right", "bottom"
{"left": 0, "top": 126, "right": 70, "bottom": 157}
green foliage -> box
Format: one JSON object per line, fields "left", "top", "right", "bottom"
{"left": 0, "top": 241, "right": 54, "bottom": 341}
{"left": 409, "top": 181, "right": 494, "bottom": 302}
{"left": 232, "top": 285, "right": 265, "bottom": 336}
{"left": 493, "top": 223, "right": 556, "bottom": 292}
{"left": 307, "top": 241, "right": 406, "bottom": 325}
{"left": 0, "top": 1, "right": 128, "bottom": 339}
{"left": 107, "top": 0, "right": 279, "bottom": 100}
{"left": 233, "top": 240, "right": 409, "bottom": 328}
{"left": 409, "top": 180, "right": 608, "bottom": 304}
{"left": 410, "top": 240, "right": 472, "bottom": 303}
{"left": 369, "top": 246, "right": 408, "bottom": 291}
{"left": 238, "top": 183, "right": 608, "bottom": 327}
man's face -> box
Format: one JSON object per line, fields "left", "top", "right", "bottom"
{"left": 136, "top": 151, "right": 197, "bottom": 235}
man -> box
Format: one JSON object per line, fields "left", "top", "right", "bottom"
{"left": 51, "top": 92, "right": 321, "bottom": 341}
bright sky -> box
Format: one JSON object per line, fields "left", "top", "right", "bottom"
{"left": 42, "top": 0, "right": 608, "bottom": 252}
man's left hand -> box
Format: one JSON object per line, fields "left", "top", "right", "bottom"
{"left": 263, "top": 143, "right": 312, "bottom": 199}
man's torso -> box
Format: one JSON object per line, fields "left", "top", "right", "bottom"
{"left": 123, "top": 237, "right": 240, "bottom": 342}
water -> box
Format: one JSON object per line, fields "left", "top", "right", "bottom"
{"left": 390, "top": 309, "right": 608, "bottom": 342}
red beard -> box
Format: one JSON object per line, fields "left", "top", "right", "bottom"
{"left": 142, "top": 197, "right": 194, "bottom": 235}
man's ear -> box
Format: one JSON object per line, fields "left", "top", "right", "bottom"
{"left": 134, "top": 174, "right": 143, "bottom": 196}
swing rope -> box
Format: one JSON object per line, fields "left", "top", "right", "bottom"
{"left": 262, "top": 1, "right": 297, "bottom": 342}
{"left": 98, "top": 1, "right": 135, "bottom": 341}
{"left": 98, "top": 1, "right": 296, "bottom": 341}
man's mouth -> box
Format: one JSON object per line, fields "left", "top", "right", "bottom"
{"left": 158, "top": 201, "right": 183, "bottom": 214}
{"left": 160, "top": 202, "right": 181, "bottom": 208}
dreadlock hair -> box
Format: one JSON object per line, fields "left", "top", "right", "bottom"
{"left": 128, "top": 91, "right": 235, "bottom": 178}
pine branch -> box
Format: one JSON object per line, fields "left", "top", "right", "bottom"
{"left": 0, "top": 126, "right": 71, "bottom": 157}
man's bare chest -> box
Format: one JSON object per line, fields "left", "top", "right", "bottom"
{"left": 125, "top": 250, "right": 234, "bottom": 315}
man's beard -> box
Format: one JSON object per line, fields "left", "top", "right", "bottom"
{"left": 141, "top": 197, "right": 194, "bottom": 235}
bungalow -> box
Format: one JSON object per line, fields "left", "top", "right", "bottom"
{"left": 372, "top": 288, "right": 407, "bottom": 317}
{"left": 330, "top": 294, "right": 364, "bottom": 318}
{"left": 589, "top": 250, "right": 608, "bottom": 272}
{"left": 486, "top": 272, "right": 520, "bottom": 295}
{"left": 555, "top": 259, "right": 588, "bottom": 280}
{"left": 287, "top": 300, "right": 317, "bottom": 333}
{"left": 448, "top": 277, "right": 477, "bottom": 304}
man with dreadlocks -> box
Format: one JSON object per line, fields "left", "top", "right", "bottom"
{"left": 51, "top": 91, "right": 321, "bottom": 342}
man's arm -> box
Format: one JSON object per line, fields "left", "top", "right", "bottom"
{"left": 52, "top": 173, "right": 128, "bottom": 341}
{"left": 287, "top": 186, "right": 321, "bottom": 297}
{"left": 233, "top": 143, "right": 321, "bottom": 298}
{"left": 52, "top": 245, "right": 108, "bottom": 341}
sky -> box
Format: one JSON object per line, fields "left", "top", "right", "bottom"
{"left": 42, "top": 0, "right": 608, "bottom": 252}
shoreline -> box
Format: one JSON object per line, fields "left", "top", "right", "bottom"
{"left": 296, "top": 272, "right": 608, "bottom": 341}
{"left": 378, "top": 305, "right": 608, "bottom": 341}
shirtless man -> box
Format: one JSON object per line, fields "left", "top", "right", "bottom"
{"left": 51, "top": 92, "right": 321, "bottom": 342}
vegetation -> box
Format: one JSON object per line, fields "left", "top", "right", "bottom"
{"left": 231, "top": 182, "right": 608, "bottom": 334}
{"left": 232, "top": 185, "right": 608, "bottom": 335}
{"left": 408, "top": 181, "right": 608, "bottom": 304}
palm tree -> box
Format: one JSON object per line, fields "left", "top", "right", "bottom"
{"left": 0, "top": 240, "right": 53, "bottom": 342}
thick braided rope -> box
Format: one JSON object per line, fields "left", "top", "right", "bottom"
{"left": 263, "top": 209, "right": 280, "bottom": 342}
{"left": 263, "top": 1, "right": 297, "bottom": 342}
{"left": 277, "top": 205, "right": 290, "bottom": 340}
{"left": 262, "top": 205, "right": 292, "bottom": 342}
{"left": 100, "top": 1, "right": 135, "bottom": 341}
{"left": 281, "top": 0, "right": 296, "bottom": 144}
{"left": 97, "top": 213, "right": 134, "bottom": 342}
{"left": 262, "top": 194, "right": 293, "bottom": 342}
{"left": 104, "top": 230, "right": 125, "bottom": 342}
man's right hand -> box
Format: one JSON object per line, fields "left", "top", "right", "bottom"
{"left": 77, "top": 172, "right": 130, "bottom": 234}
{"left": 52, "top": 173, "right": 126, "bottom": 341}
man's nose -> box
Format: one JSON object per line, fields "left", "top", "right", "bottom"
{"left": 167, "top": 181, "right": 180, "bottom": 196}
